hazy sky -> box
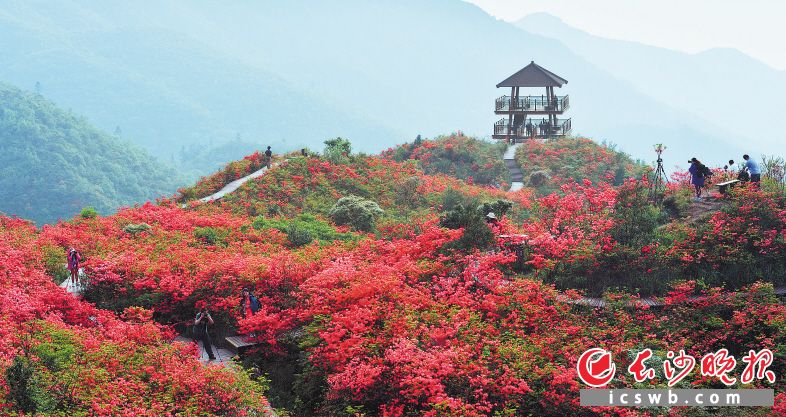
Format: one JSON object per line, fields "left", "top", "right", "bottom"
{"left": 466, "top": 0, "right": 786, "bottom": 70}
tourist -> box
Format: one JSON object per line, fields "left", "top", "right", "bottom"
{"left": 194, "top": 306, "right": 216, "bottom": 361}
{"left": 264, "top": 146, "right": 273, "bottom": 169}
{"left": 724, "top": 159, "right": 735, "bottom": 171}
{"left": 67, "top": 247, "right": 82, "bottom": 285}
{"left": 688, "top": 157, "right": 706, "bottom": 199}
{"left": 240, "top": 287, "right": 261, "bottom": 318}
{"left": 742, "top": 154, "right": 761, "bottom": 186}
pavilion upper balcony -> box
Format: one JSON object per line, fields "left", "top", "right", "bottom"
{"left": 495, "top": 95, "right": 569, "bottom": 114}
{"left": 492, "top": 118, "right": 572, "bottom": 140}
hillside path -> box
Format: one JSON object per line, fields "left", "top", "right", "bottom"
{"left": 199, "top": 165, "right": 271, "bottom": 203}
{"left": 58, "top": 276, "right": 234, "bottom": 367}
{"left": 557, "top": 286, "right": 786, "bottom": 309}
{"left": 59, "top": 275, "right": 278, "bottom": 415}
{"left": 684, "top": 195, "right": 725, "bottom": 223}
{"left": 504, "top": 144, "right": 524, "bottom": 192}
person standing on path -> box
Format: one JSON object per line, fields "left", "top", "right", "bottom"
{"left": 264, "top": 146, "right": 273, "bottom": 169}
{"left": 743, "top": 154, "right": 761, "bottom": 186}
{"left": 194, "top": 306, "right": 216, "bottom": 361}
{"left": 240, "top": 287, "right": 261, "bottom": 318}
{"left": 67, "top": 248, "right": 82, "bottom": 285}
{"left": 688, "top": 158, "right": 707, "bottom": 200}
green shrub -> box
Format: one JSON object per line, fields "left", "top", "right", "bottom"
{"left": 439, "top": 193, "right": 502, "bottom": 251}
{"left": 40, "top": 245, "right": 69, "bottom": 285}
{"left": 79, "top": 206, "right": 98, "bottom": 219}
{"left": 329, "top": 195, "right": 384, "bottom": 232}
{"left": 122, "top": 223, "right": 152, "bottom": 236}
{"left": 253, "top": 214, "right": 354, "bottom": 245}
{"left": 286, "top": 223, "right": 315, "bottom": 247}
{"left": 439, "top": 202, "right": 494, "bottom": 252}
{"left": 478, "top": 199, "right": 513, "bottom": 218}
{"left": 395, "top": 176, "right": 425, "bottom": 208}
{"left": 193, "top": 227, "right": 229, "bottom": 247}
{"left": 5, "top": 356, "right": 37, "bottom": 413}
{"left": 32, "top": 328, "right": 77, "bottom": 372}
{"left": 323, "top": 137, "right": 352, "bottom": 165}
{"left": 662, "top": 187, "right": 693, "bottom": 218}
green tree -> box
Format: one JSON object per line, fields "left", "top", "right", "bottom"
{"left": 323, "top": 137, "right": 353, "bottom": 164}
{"left": 329, "top": 195, "right": 383, "bottom": 232}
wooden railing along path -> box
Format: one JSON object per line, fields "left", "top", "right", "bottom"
{"left": 556, "top": 286, "right": 786, "bottom": 309}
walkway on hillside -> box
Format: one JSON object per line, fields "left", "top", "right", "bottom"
{"left": 557, "top": 286, "right": 786, "bottom": 309}
{"left": 59, "top": 268, "right": 86, "bottom": 295}
{"left": 684, "top": 195, "right": 725, "bottom": 223}
{"left": 199, "top": 165, "right": 272, "bottom": 203}
{"left": 503, "top": 144, "right": 524, "bottom": 192}
{"left": 59, "top": 277, "right": 234, "bottom": 367}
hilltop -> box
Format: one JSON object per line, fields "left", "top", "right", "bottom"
{"left": 0, "top": 83, "right": 180, "bottom": 224}
{"left": 382, "top": 133, "right": 510, "bottom": 186}
{"left": 513, "top": 137, "right": 648, "bottom": 193}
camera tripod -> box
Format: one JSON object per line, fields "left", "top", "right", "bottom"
{"left": 649, "top": 151, "right": 669, "bottom": 203}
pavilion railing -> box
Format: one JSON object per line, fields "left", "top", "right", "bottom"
{"left": 495, "top": 95, "right": 569, "bottom": 112}
{"left": 494, "top": 118, "right": 572, "bottom": 137}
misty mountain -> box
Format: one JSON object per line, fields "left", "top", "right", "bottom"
{"left": 0, "top": 0, "right": 750, "bottom": 168}
{"left": 0, "top": 83, "right": 180, "bottom": 224}
{"left": 0, "top": 1, "right": 401, "bottom": 165}
{"left": 516, "top": 12, "right": 785, "bottom": 160}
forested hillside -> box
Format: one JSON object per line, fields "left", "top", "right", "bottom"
{"left": 0, "top": 84, "right": 180, "bottom": 224}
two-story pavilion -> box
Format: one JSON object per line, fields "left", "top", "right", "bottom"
{"left": 493, "top": 61, "right": 571, "bottom": 142}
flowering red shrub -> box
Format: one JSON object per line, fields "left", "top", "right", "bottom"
{"left": 667, "top": 185, "right": 786, "bottom": 286}
{"left": 3, "top": 141, "right": 786, "bottom": 416}
{"left": 0, "top": 217, "right": 272, "bottom": 416}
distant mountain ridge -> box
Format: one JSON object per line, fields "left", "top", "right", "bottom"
{"left": 0, "top": 2, "right": 400, "bottom": 165}
{"left": 0, "top": 83, "right": 179, "bottom": 224}
{"left": 0, "top": 0, "right": 762, "bottom": 169}
{"left": 516, "top": 12, "right": 785, "bottom": 161}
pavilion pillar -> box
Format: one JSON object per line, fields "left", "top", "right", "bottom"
{"left": 507, "top": 87, "right": 515, "bottom": 141}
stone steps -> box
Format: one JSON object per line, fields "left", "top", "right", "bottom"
{"left": 503, "top": 144, "right": 525, "bottom": 191}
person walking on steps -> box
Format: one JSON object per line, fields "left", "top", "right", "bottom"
{"left": 264, "top": 146, "right": 273, "bottom": 169}
{"left": 194, "top": 306, "right": 216, "bottom": 362}
{"left": 67, "top": 248, "right": 82, "bottom": 285}
{"left": 743, "top": 154, "right": 761, "bottom": 187}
